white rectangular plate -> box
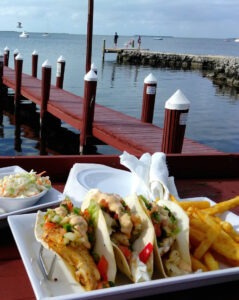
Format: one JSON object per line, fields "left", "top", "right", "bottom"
{"left": 0, "top": 165, "right": 63, "bottom": 223}
{"left": 8, "top": 200, "right": 239, "bottom": 300}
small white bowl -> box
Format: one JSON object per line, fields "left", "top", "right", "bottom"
{"left": 0, "top": 189, "right": 48, "bottom": 213}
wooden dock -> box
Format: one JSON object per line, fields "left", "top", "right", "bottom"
{"left": 2, "top": 65, "right": 222, "bottom": 156}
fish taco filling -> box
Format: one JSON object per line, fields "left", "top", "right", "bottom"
{"left": 35, "top": 198, "right": 115, "bottom": 291}
{"left": 82, "top": 189, "right": 154, "bottom": 282}
{"left": 139, "top": 195, "right": 191, "bottom": 277}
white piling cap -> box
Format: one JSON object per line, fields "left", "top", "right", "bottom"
{"left": 165, "top": 89, "right": 190, "bottom": 110}
{"left": 57, "top": 55, "right": 65, "bottom": 62}
{"left": 144, "top": 73, "right": 157, "bottom": 84}
{"left": 4, "top": 46, "right": 9, "bottom": 51}
{"left": 84, "top": 69, "right": 97, "bottom": 81}
{"left": 15, "top": 53, "right": 23, "bottom": 60}
{"left": 14, "top": 48, "right": 19, "bottom": 54}
{"left": 42, "top": 59, "right": 51, "bottom": 68}
{"left": 32, "top": 50, "right": 38, "bottom": 55}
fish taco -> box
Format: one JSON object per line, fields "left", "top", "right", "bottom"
{"left": 81, "top": 189, "right": 155, "bottom": 283}
{"left": 139, "top": 195, "right": 192, "bottom": 277}
{"left": 35, "top": 197, "right": 117, "bottom": 291}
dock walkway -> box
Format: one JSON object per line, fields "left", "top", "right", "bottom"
{"left": 2, "top": 66, "right": 222, "bottom": 156}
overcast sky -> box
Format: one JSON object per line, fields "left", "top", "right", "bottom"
{"left": 0, "top": 0, "right": 238, "bottom": 39}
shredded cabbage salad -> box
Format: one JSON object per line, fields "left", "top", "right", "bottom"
{"left": 0, "top": 170, "right": 51, "bottom": 198}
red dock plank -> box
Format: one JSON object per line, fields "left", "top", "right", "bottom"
{"left": 2, "top": 66, "right": 222, "bottom": 155}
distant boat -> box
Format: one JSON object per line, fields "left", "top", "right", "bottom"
{"left": 19, "top": 31, "right": 29, "bottom": 38}
{"left": 42, "top": 32, "right": 49, "bottom": 37}
{"left": 153, "top": 37, "right": 163, "bottom": 40}
{"left": 235, "top": 38, "right": 239, "bottom": 42}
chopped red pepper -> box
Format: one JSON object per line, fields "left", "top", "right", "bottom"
{"left": 44, "top": 221, "right": 57, "bottom": 230}
{"left": 139, "top": 242, "right": 153, "bottom": 264}
{"left": 97, "top": 255, "right": 108, "bottom": 281}
{"left": 118, "top": 245, "right": 132, "bottom": 262}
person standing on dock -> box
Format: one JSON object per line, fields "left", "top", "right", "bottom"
{"left": 114, "top": 32, "right": 119, "bottom": 48}
{"left": 137, "top": 35, "right": 141, "bottom": 50}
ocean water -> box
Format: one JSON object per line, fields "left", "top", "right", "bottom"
{"left": 0, "top": 31, "right": 239, "bottom": 155}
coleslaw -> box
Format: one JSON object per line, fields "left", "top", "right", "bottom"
{"left": 0, "top": 170, "right": 51, "bottom": 198}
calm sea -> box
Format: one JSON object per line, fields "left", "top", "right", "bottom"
{"left": 1, "top": 31, "right": 239, "bottom": 155}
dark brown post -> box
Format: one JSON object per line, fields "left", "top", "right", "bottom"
{"left": 0, "top": 52, "right": 3, "bottom": 87}
{"left": 56, "top": 55, "right": 65, "bottom": 89}
{"left": 13, "top": 49, "right": 19, "bottom": 69}
{"left": 40, "top": 60, "right": 52, "bottom": 155}
{"left": 14, "top": 53, "right": 23, "bottom": 104}
{"left": 41, "top": 60, "right": 52, "bottom": 119}
{"left": 141, "top": 73, "right": 157, "bottom": 123}
{"left": 32, "top": 50, "right": 38, "bottom": 78}
{"left": 14, "top": 54, "right": 23, "bottom": 152}
{"left": 80, "top": 68, "right": 97, "bottom": 154}
{"left": 161, "top": 89, "right": 190, "bottom": 153}
{"left": 85, "top": 0, "right": 94, "bottom": 73}
{"left": 3, "top": 46, "right": 9, "bottom": 66}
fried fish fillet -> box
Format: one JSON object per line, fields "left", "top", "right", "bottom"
{"left": 42, "top": 226, "right": 100, "bottom": 291}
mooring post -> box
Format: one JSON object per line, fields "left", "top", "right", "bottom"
{"left": 161, "top": 89, "right": 190, "bottom": 153}
{"left": 141, "top": 73, "right": 157, "bottom": 123}
{"left": 0, "top": 52, "right": 3, "bottom": 87}
{"left": 80, "top": 68, "right": 97, "bottom": 154}
{"left": 40, "top": 60, "right": 52, "bottom": 155}
{"left": 3, "top": 46, "right": 9, "bottom": 66}
{"left": 32, "top": 50, "right": 38, "bottom": 78}
{"left": 102, "top": 39, "right": 106, "bottom": 61}
{"left": 13, "top": 49, "right": 19, "bottom": 69}
{"left": 56, "top": 55, "right": 65, "bottom": 89}
{"left": 14, "top": 54, "right": 23, "bottom": 152}
{"left": 14, "top": 53, "right": 23, "bottom": 104}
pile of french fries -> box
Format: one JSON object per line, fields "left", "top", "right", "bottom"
{"left": 171, "top": 195, "right": 239, "bottom": 272}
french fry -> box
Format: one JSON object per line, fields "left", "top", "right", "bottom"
{"left": 219, "top": 220, "right": 239, "bottom": 242}
{"left": 193, "top": 226, "right": 220, "bottom": 259}
{"left": 202, "top": 196, "right": 239, "bottom": 215}
{"left": 190, "top": 255, "right": 208, "bottom": 272}
{"left": 178, "top": 200, "right": 211, "bottom": 210}
{"left": 203, "top": 252, "right": 219, "bottom": 271}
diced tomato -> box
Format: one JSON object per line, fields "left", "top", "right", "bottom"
{"left": 139, "top": 242, "right": 153, "bottom": 264}
{"left": 118, "top": 245, "right": 132, "bottom": 262}
{"left": 154, "top": 224, "right": 162, "bottom": 237}
{"left": 97, "top": 255, "right": 108, "bottom": 281}
{"left": 66, "top": 201, "right": 73, "bottom": 212}
{"left": 44, "top": 222, "right": 57, "bottom": 230}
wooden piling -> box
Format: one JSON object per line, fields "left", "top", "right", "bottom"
{"left": 80, "top": 68, "right": 97, "bottom": 154}
{"left": 32, "top": 50, "right": 38, "bottom": 78}
{"left": 161, "top": 89, "right": 190, "bottom": 153}
{"left": 85, "top": 0, "right": 94, "bottom": 73}
{"left": 141, "top": 73, "right": 157, "bottom": 123}
{"left": 14, "top": 54, "right": 23, "bottom": 152}
{"left": 40, "top": 60, "right": 52, "bottom": 155}
{"left": 4, "top": 47, "right": 9, "bottom": 67}
{"left": 56, "top": 55, "right": 65, "bottom": 89}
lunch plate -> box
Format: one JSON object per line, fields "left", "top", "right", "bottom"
{"left": 8, "top": 200, "right": 239, "bottom": 300}
{"left": 63, "top": 163, "right": 147, "bottom": 204}
{"left": 0, "top": 165, "right": 63, "bottom": 222}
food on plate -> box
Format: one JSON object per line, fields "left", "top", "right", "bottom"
{"left": 139, "top": 195, "right": 192, "bottom": 277}
{"left": 35, "top": 197, "right": 117, "bottom": 291}
{"left": 173, "top": 196, "right": 239, "bottom": 271}
{"left": 81, "top": 189, "right": 155, "bottom": 283}
{"left": 0, "top": 170, "right": 51, "bottom": 198}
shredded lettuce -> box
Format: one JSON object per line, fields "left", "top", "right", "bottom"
{"left": 0, "top": 170, "right": 51, "bottom": 198}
